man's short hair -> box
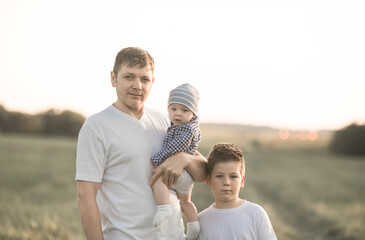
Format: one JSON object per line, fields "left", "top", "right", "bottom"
{"left": 206, "top": 143, "right": 245, "bottom": 176}
{"left": 113, "top": 47, "right": 154, "bottom": 75}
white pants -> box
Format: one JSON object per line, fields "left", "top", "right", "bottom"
{"left": 171, "top": 170, "right": 194, "bottom": 195}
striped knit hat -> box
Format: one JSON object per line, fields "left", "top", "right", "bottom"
{"left": 168, "top": 83, "right": 199, "bottom": 115}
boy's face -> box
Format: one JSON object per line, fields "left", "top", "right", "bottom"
{"left": 168, "top": 103, "right": 194, "bottom": 126}
{"left": 206, "top": 160, "right": 245, "bottom": 209}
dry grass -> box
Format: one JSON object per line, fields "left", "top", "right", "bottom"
{"left": 0, "top": 134, "right": 83, "bottom": 240}
{"left": 0, "top": 126, "right": 364, "bottom": 240}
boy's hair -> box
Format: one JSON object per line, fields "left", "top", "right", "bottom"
{"left": 206, "top": 143, "right": 245, "bottom": 176}
{"left": 113, "top": 47, "right": 155, "bottom": 76}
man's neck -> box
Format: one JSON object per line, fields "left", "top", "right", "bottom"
{"left": 113, "top": 102, "right": 144, "bottom": 120}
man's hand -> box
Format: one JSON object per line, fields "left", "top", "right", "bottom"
{"left": 150, "top": 151, "right": 207, "bottom": 186}
{"left": 150, "top": 152, "right": 190, "bottom": 187}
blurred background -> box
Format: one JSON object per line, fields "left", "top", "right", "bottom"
{"left": 0, "top": 0, "right": 364, "bottom": 239}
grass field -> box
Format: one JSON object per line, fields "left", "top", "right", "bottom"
{"left": 1, "top": 126, "right": 364, "bottom": 240}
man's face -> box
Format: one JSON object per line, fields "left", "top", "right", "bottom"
{"left": 111, "top": 64, "right": 154, "bottom": 116}
{"left": 207, "top": 161, "right": 245, "bottom": 208}
{"left": 168, "top": 103, "right": 194, "bottom": 126}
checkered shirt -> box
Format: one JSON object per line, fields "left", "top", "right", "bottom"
{"left": 152, "top": 116, "right": 201, "bottom": 166}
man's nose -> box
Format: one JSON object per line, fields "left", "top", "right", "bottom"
{"left": 133, "top": 79, "right": 142, "bottom": 89}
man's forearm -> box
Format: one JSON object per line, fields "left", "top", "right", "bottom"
{"left": 77, "top": 181, "right": 104, "bottom": 240}
{"left": 78, "top": 197, "right": 104, "bottom": 240}
{"left": 185, "top": 152, "right": 207, "bottom": 182}
{"left": 150, "top": 151, "right": 207, "bottom": 186}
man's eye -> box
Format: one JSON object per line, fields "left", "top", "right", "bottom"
{"left": 125, "top": 75, "right": 132, "bottom": 80}
{"left": 142, "top": 78, "right": 150, "bottom": 82}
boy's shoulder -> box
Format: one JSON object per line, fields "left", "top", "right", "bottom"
{"left": 244, "top": 201, "right": 264, "bottom": 210}
{"left": 198, "top": 201, "right": 267, "bottom": 218}
{"left": 243, "top": 201, "right": 268, "bottom": 215}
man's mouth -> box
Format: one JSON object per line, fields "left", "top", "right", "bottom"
{"left": 129, "top": 92, "right": 142, "bottom": 97}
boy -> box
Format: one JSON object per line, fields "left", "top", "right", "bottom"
{"left": 198, "top": 143, "right": 277, "bottom": 240}
{"left": 151, "top": 83, "right": 201, "bottom": 240}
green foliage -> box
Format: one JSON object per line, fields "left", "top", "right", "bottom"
{"left": 39, "top": 110, "right": 86, "bottom": 136}
{"left": 330, "top": 123, "right": 365, "bottom": 155}
{"left": 0, "top": 105, "right": 85, "bottom": 137}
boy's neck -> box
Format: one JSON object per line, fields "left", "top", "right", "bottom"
{"left": 213, "top": 198, "right": 245, "bottom": 209}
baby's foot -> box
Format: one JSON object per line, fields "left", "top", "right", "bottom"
{"left": 153, "top": 204, "right": 172, "bottom": 228}
{"left": 186, "top": 221, "right": 200, "bottom": 240}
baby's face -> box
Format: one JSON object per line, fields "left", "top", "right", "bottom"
{"left": 168, "top": 103, "right": 194, "bottom": 126}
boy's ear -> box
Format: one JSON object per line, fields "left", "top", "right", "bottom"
{"left": 205, "top": 176, "right": 211, "bottom": 187}
{"left": 240, "top": 176, "right": 245, "bottom": 188}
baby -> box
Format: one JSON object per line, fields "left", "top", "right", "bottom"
{"left": 152, "top": 83, "right": 201, "bottom": 240}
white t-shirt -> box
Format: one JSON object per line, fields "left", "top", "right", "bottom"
{"left": 198, "top": 201, "right": 277, "bottom": 240}
{"left": 76, "top": 105, "right": 185, "bottom": 240}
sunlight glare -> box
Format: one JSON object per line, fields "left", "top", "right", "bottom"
{"left": 279, "top": 129, "right": 290, "bottom": 140}
{"left": 308, "top": 131, "right": 318, "bottom": 141}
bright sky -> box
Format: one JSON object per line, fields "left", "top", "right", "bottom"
{"left": 1, "top": 0, "right": 364, "bottom": 131}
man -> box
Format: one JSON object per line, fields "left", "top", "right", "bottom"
{"left": 76, "top": 47, "right": 207, "bottom": 240}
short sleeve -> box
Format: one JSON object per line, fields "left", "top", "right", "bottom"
{"left": 256, "top": 207, "right": 277, "bottom": 240}
{"left": 76, "top": 121, "right": 106, "bottom": 182}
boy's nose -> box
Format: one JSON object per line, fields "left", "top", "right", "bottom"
{"left": 223, "top": 177, "right": 230, "bottom": 185}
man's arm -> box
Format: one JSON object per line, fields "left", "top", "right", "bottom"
{"left": 77, "top": 181, "right": 104, "bottom": 240}
{"left": 150, "top": 151, "right": 207, "bottom": 187}
{"left": 185, "top": 151, "right": 207, "bottom": 182}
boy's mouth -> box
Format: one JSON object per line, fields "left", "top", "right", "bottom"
{"left": 221, "top": 190, "right": 231, "bottom": 193}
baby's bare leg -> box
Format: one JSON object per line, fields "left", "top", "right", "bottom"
{"left": 177, "top": 191, "right": 200, "bottom": 240}
{"left": 176, "top": 191, "right": 198, "bottom": 222}
{"left": 153, "top": 176, "right": 169, "bottom": 205}
{"left": 152, "top": 176, "right": 171, "bottom": 227}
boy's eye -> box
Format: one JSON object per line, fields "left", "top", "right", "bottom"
{"left": 125, "top": 75, "right": 132, "bottom": 80}
{"left": 142, "top": 78, "right": 150, "bottom": 82}
{"left": 215, "top": 175, "right": 223, "bottom": 178}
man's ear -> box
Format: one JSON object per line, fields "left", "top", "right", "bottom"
{"left": 111, "top": 71, "right": 117, "bottom": 86}
{"left": 240, "top": 176, "right": 245, "bottom": 188}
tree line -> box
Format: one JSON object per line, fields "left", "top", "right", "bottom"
{"left": 0, "top": 105, "right": 85, "bottom": 137}
{"left": 330, "top": 123, "right": 365, "bottom": 156}
{"left": 1, "top": 104, "right": 364, "bottom": 155}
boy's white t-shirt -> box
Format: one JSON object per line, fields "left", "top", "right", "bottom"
{"left": 198, "top": 201, "right": 277, "bottom": 240}
{"left": 76, "top": 105, "right": 185, "bottom": 240}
